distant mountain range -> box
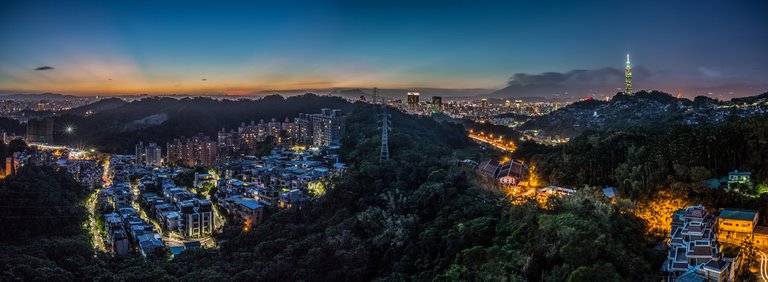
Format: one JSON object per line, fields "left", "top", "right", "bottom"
{"left": 4, "top": 80, "right": 766, "bottom": 102}
{"left": 63, "top": 98, "right": 128, "bottom": 116}
{"left": 322, "top": 87, "right": 492, "bottom": 100}
{"left": 0, "top": 93, "right": 80, "bottom": 100}
{"left": 52, "top": 94, "right": 356, "bottom": 153}
{"left": 518, "top": 91, "right": 768, "bottom": 139}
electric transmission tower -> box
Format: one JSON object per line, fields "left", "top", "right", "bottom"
{"left": 379, "top": 111, "right": 390, "bottom": 161}
{"left": 375, "top": 87, "right": 390, "bottom": 161}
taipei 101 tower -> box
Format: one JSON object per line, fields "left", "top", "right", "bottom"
{"left": 625, "top": 54, "right": 632, "bottom": 95}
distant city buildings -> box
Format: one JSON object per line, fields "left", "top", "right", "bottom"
{"left": 0, "top": 97, "right": 98, "bottom": 121}
{"left": 407, "top": 92, "right": 420, "bottom": 110}
{"left": 391, "top": 93, "right": 563, "bottom": 125}
{"left": 431, "top": 96, "right": 443, "bottom": 112}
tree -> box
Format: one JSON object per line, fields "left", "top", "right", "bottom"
{"left": 736, "top": 239, "right": 757, "bottom": 281}
{"left": 6, "top": 139, "right": 27, "bottom": 154}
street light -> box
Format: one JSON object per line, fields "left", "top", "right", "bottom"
{"left": 63, "top": 125, "right": 76, "bottom": 146}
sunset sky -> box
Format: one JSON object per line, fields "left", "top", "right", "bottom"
{"left": 1, "top": 0, "right": 766, "bottom": 96}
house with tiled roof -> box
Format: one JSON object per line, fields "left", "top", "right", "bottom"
{"left": 478, "top": 159, "right": 527, "bottom": 187}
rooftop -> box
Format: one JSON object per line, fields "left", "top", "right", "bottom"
{"left": 602, "top": 187, "right": 617, "bottom": 198}
{"left": 237, "top": 198, "right": 263, "bottom": 210}
{"left": 719, "top": 209, "right": 757, "bottom": 221}
{"left": 703, "top": 259, "right": 730, "bottom": 272}
{"left": 754, "top": 226, "right": 768, "bottom": 234}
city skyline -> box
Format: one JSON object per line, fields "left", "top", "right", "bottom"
{"left": 1, "top": 0, "right": 767, "bottom": 98}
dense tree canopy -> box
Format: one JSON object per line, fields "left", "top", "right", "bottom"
{"left": 524, "top": 115, "right": 768, "bottom": 199}
{"left": 0, "top": 100, "right": 717, "bottom": 281}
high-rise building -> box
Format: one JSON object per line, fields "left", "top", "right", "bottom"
{"left": 267, "top": 118, "right": 282, "bottom": 142}
{"left": 294, "top": 113, "right": 313, "bottom": 145}
{"left": 136, "top": 142, "right": 162, "bottom": 167}
{"left": 504, "top": 99, "right": 511, "bottom": 108}
{"left": 407, "top": 92, "right": 420, "bottom": 110}
{"left": 217, "top": 128, "right": 239, "bottom": 154}
{"left": 25, "top": 118, "right": 53, "bottom": 144}
{"left": 281, "top": 118, "right": 296, "bottom": 144}
{"left": 166, "top": 134, "right": 218, "bottom": 167}
{"left": 481, "top": 98, "right": 489, "bottom": 108}
{"left": 431, "top": 96, "right": 443, "bottom": 112}
{"left": 238, "top": 121, "right": 259, "bottom": 151}
{"left": 625, "top": 54, "right": 632, "bottom": 95}
{"left": 311, "top": 108, "right": 346, "bottom": 147}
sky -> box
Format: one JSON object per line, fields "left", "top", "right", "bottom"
{"left": 0, "top": 0, "right": 766, "bottom": 97}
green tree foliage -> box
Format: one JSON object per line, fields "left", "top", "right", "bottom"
{"left": 524, "top": 115, "right": 768, "bottom": 199}
{"left": 0, "top": 166, "right": 88, "bottom": 240}
{"left": 736, "top": 239, "right": 757, "bottom": 281}
{"left": 0, "top": 102, "right": 667, "bottom": 281}
{"left": 439, "top": 190, "right": 662, "bottom": 281}
{"left": 6, "top": 139, "right": 27, "bottom": 155}
{"left": 0, "top": 166, "right": 103, "bottom": 280}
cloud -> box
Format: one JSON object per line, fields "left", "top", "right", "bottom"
{"left": 493, "top": 66, "right": 658, "bottom": 98}
{"left": 34, "top": 66, "right": 54, "bottom": 71}
{"left": 506, "top": 67, "right": 653, "bottom": 87}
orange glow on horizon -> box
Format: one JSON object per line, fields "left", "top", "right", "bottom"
{"left": 0, "top": 55, "right": 499, "bottom": 96}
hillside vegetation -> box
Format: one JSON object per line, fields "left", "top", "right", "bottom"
{"left": 0, "top": 102, "right": 662, "bottom": 281}
{"left": 54, "top": 94, "right": 355, "bottom": 153}
{"left": 520, "top": 90, "right": 768, "bottom": 138}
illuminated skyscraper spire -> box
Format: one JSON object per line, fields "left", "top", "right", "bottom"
{"left": 625, "top": 54, "right": 632, "bottom": 95}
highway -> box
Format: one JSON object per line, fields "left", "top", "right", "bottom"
{"left": 468, "top": 133, "right": 516, "bottom": 152}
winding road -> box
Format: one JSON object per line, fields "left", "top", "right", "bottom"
{"left": 760, "top": 251, "right": 768, "bottom": 282}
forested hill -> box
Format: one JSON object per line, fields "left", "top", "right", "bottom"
{"left": 160, "top": 105, "right": 661, "bottom": 281}
{"left": 515, "top": 114, "right": 768, "bottom": 200}
{"left": 52, "top": 94, "right": 355, "bottom": 153}
{"left": 0, "top": 104, "right": 663, "bottom": 281}
{"left": 62, "top": 98, "right": 128, "bottom": 116}
{"left": 519, "top": 90, "right": 768, "bottom": 138}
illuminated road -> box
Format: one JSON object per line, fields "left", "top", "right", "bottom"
{"left": 760, "top": 251, "right": 768, "bottom": 282}
{"left": 468, "top": 133, "right": 515, "bottom": 152}
{"left": 87, "top": 189, "right": 105, "bottom": 253}
{"left": 87, "top": 155, "right": 110, "bottom": 254}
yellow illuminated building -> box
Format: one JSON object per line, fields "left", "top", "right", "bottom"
{"left": 717, "top": 209, "right": 758, "bottom": 245}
